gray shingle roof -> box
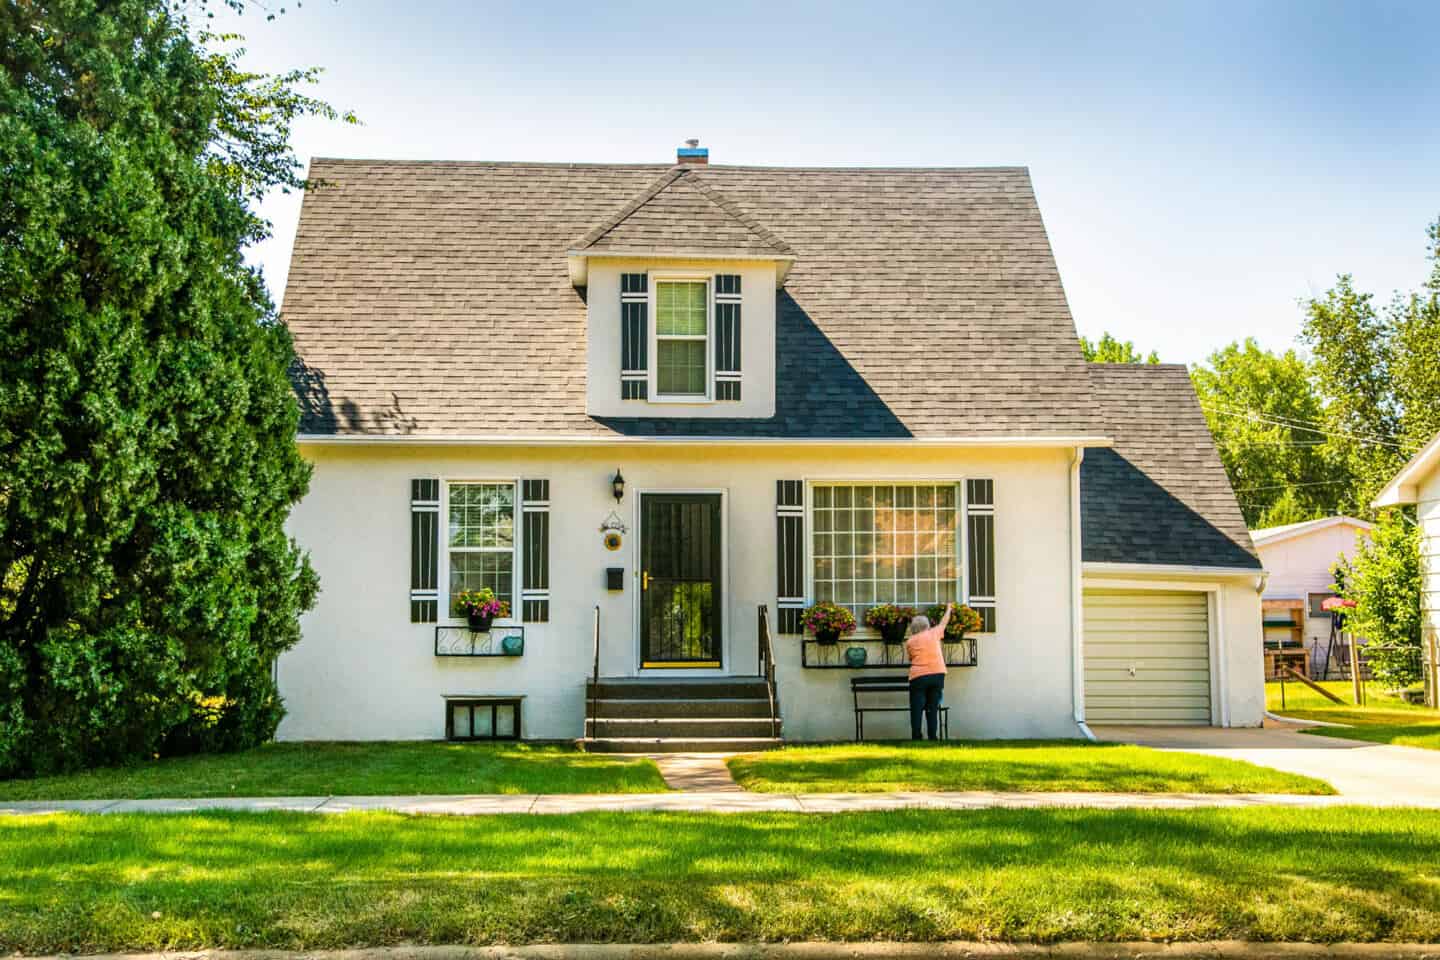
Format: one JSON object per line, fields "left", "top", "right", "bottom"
{"left": 572, "top": 167, "right": 793, "bottom": 256}
{"left": 1082, "top": 364, "right": 1260, "bottom": 569}
{"left": 284, "top": 160, "right": 1100, "bottom": 439}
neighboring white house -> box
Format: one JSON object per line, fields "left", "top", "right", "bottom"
{"left": 274, "top": 144, "right": 1267, "bottom": 747}
{"left": 1250, "top": 516, "right": 1374, "bottom": 676}
{"left": 1374, "top": 431, "right": 1440, "bottom": 705}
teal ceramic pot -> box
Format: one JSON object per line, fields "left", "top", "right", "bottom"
{"left": 844, "top": 646, "right": 867, "bottom": 667}
{"left": 501, "top": 633, "right": 524, "bottom": 656}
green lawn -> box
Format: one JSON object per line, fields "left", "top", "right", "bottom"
{"left": 1267, "top": 680, "right": 1440, "bottom": 751}
{"left": 2, "top": 808, "right": 1437, "bottom": 949}
{"left": 0, "top": 742, "right": 668, "bottom": 800}
{"left": 727, "top": 741, "right": 1333, "bottom": 794}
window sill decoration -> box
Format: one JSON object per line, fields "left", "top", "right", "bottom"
{"left": 802, "top": 634, "right": 978, "bottom": 669}
{"left": 864, "top": 603, "right": 917, "bottom": 646}
{"left": 801, "top": 600, "right": 856, "bottom": 647}
{"left": 435, "top": 625, "right": 525, "bottom": 657}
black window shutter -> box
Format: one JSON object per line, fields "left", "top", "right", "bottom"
{"left": 965, "top": 479, "right": 996, "bottom": 632}
{"left": 620, "top": 273, "right": 648, "bottom": 400}
{"left": 776, "top": 480, "right": 804, "bottom": 634}
{"left": 521, "top": 479, "right": 550, "bottom": 622}
{"left": 715, "top": 274, "right": 742, "bottom": 401}
{"left": 410, "top": 478, "right": 439, "bottom": 623}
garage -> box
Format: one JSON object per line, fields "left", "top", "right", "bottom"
{"left": 1083, "top": 589, "right": 1213, "bottom": 725}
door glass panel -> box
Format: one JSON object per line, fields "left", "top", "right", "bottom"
{"left": 642, "top": 494, "right": 722, "bottom": 665}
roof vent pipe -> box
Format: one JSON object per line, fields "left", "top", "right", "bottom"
{"left": 677, "top": 139, "right": 708, "bottom": 165}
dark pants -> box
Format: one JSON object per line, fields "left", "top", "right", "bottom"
{"left": 909, "top": 673, "right": 945, "bottom": 740}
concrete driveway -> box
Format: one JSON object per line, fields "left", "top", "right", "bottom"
{"left": 1094, "top": 722, "right": 1440, "bottom": 805}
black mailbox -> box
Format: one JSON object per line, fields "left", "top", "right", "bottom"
{"left": 606, "top": 567, "right": 624, "bottom": 591}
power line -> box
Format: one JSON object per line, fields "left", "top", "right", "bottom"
{"left": 1201, "top": 401, "right": 1399, "bottom": 440}
{"left": 1201, "top": 404, "right": 1405, "bottom": 448}
{"left": 1233, "top": 479, "right": 1357, "bottom": 493}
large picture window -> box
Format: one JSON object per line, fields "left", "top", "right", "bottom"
{"left": 811, "top": 484, "right": 960, "bottom": 625}
{"left": 654, "top": 280, "right": 708, "bottom": 397}
{"left": 447, "top": 482, "right": 515, "bottom": 617}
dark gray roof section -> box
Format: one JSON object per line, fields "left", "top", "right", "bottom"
{"left": 1082, "top": 364, "right": 1260, "bottom": 569}
{"left": 284, "top": 160, "right": 1100, "bottom": 438}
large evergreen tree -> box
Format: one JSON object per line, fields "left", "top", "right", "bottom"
{"left": 0, "top": 0, "right": 341, "bottom": 775}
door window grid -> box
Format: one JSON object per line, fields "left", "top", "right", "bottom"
{"left": 811, "top": 483, "right": 959, "bottom": 626}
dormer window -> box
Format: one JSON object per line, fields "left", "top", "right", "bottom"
{"left": 654, "top": 278, "right": 710, "bottom": 400}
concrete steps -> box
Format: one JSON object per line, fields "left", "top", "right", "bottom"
{"left": 581, "top": 676, "right": 781, "bottom": 753}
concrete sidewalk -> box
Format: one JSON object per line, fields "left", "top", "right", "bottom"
{"left": 3, "top": 787, "right": 1433, "bottom": 816}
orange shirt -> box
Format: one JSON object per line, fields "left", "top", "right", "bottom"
{"left": 905, "top": 624, "right": 947, "bottom": 680}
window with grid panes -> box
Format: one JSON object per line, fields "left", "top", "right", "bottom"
{"left": 811, "top": 484, "right": 960, "bottom": 627}
{"left": 447, "top": 482, "right": 515, "bottom": 616}
{"left": 655, "top": 280, "right": 708, "bottom": 396}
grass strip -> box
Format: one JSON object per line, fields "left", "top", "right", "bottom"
{"left": 727, "top": 741, "right": 1335, "bottom": 794}
{"left": 0, "top": 742, "right": 669, "bottom": 800}
{"left": 2, "top": 808, "right": 1438, "bottom": 950}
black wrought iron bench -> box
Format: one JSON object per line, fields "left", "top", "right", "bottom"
{"left": 850, "top": 675, "right": 949, "bottom": 741}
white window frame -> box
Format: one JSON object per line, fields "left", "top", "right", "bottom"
{"left": 440, "top": 478, "right": 522, "bottom": 625}
{"left": 648, "top": 272, "right": 714, "bottom": 403}
{"left": 803, "top": 478, "right": 975, "bottom": 638}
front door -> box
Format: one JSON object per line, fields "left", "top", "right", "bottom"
{"left": 640, "top": 493, "right": 723, "bottom": 668}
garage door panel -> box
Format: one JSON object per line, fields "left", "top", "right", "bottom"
{"left": 1086, "top": 644, "right": 1210, "bottom": 661}
{"left": 1083, "top": 589, "right": 1212, "bottom": 725}
{"left": 1082, "top": 673, "right": 1209, "bottom": 687}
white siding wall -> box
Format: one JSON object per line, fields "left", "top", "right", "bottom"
{"left": 279, "top": 443, "right": 1080, "bottom": 742}
{"left": 584, "top": 259, "right": 778, "bottom": 419}
{"left": 1256, "top": 523, "right": 1372, "bottom": 654}
{"left": 1421, "top": 469, "right": 1440, "bottom": 672}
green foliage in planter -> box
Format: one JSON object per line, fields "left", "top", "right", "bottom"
{"left": 0, "top": 1, "right": 352, "bottom": 776}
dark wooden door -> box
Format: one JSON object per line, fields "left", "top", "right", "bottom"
{"left": 641, "top": 494, "right": 722, "bottom": 667}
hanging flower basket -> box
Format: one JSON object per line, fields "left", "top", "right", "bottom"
{"left": 454, "top": 588, "right": 510, "bottom": 632}
{"left": 865, "top": 603, "right": 917, "bottom": 644}
{"left": 924, "top": 603, "right": 984, "bottom": 641}
{"left": 802, "top": 600, "right": 856, "bottom": 646}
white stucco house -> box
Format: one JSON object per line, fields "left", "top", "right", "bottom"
{"left": 275, "top": 144, "right": 1267, "bottom": 748}
{"left": 1250, "top": 516, "right": 1373, "bottom": 677}
{"left": 1374, "top": 431, "right": 1440, "bottom": 705}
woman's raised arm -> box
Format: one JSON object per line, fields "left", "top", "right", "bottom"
{"left": 938, "top": 602, "right": 953, "bottom": 632}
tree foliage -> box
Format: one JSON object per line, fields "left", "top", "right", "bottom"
{"left": 1080, "top": 332, "right": 1160, "bottom": 364}
{"left": 1333, "top": 512, "right": 1423, "bottom": 687}
{"left": 0, "top": 0, "right": 335, "bottom": 776}
{"left": 1189, "top": 339, "right": 1344, "bottom": 528}
{"left": 1301, "top": 220, "right": 1440, "bottom": 509}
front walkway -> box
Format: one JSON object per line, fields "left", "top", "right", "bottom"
{"left": 1094, "top": 722, "right": 1440, "bottom": 806}
{"left": 4, "top": 788, "right": 1435, "bottom": 816}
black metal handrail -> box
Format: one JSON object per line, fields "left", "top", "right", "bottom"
{"left": 586, "top": 604, "right": 600, "bottom": 745}
{"left": 758, "top": 603, "right": 780, "bottom": 739}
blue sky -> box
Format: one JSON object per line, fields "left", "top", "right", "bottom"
{"left": 218, "top": 0, "right": 1440, "bottom": 365}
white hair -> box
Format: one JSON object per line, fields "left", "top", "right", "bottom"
{"left": 905, "top": 615, "right": 931, "bottom": 638}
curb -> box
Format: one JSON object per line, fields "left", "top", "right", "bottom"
{"left": 21, "top": 944, "right": 1440, "bottom": 960}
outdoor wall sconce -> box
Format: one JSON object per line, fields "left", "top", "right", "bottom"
{"left": 611, "top": 468, "right": 625, "bottom": 503}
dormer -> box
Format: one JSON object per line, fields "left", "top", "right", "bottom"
{"left": 574, "top": 144, "right": 793, "bottom": 419}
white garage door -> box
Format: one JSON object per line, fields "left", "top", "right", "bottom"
{"left": 1084, "top": 589, "right": 1212, "bottom": 725}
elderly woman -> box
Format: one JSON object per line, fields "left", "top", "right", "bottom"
{"left": 904, "top": 602, "right": 952, "bottom": 740}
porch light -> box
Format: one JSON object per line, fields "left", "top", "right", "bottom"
{"left": 611, "top": 469, "right": 625, "bottom": 503}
